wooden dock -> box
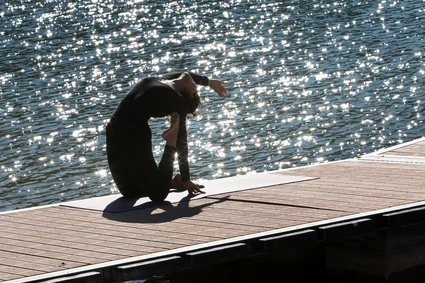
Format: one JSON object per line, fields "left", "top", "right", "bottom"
{"left": 1, "top": 137, "right": 425, "bottom": 283}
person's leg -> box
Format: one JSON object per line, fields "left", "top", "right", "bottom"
{"left": 145, "top": 113, "right": 180, "bottom": 201}
{"left": 161, "top": 113, "right": 179, "bottom": 148}
{"left": 107, "top": 147, "right": 144, "bottom": 197}
{"left": 107, "top": 115, "right": 180, "bottom": 202}
{"left": 117, "top": 120, "right": 174, "bottom": 202}
{"left": 124, "top": 123, "right": 161, "bottom": 200}
{"left": 125, "top": 144, "right": 160, "bottom": 199}
{"left": 147, "top": 144, "right": 175, "bottom": 201}
{"left": 106, "top": 122, "right": 146, "bottom": 197}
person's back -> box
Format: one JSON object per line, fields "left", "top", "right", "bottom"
{"left": 112, "top": 77, "right": 189, "bottom": 128}
{"left": 111, "top": 77, "right": 157, "bottom": 128}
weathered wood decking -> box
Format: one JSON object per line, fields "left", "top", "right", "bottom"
{"left": 1, "top": 138, "right": 425, "bottom": 283}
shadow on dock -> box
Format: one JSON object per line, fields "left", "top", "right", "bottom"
{"left": 102, "top": 196, "right": 230, "bottom": 224}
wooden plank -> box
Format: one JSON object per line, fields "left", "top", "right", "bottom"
{"left": 375, "top": 139, "right": 425, "bottom": 157}
{"left": 0, "top": 265, "right": 43, "bottom": 277}
{"left": 2, "top": 139, "right": 425, "bottom": 282}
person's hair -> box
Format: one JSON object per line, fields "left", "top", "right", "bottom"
{"left": 181, "top": 89, "right": 202, "bottom": 117}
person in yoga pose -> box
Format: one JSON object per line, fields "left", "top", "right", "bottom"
{"left": 106, "top": 71, "right": 227, "bottom": 202}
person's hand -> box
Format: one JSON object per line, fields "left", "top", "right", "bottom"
{"left": 209, "top": 79, "right": 227, "bottom": 98}
{"left": 183, "top": 180, "right": 205, "bottom": 195}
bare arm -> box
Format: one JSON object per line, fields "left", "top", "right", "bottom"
{"left": 162, "top": 71, "right": 228, "bottom": 98}
{"left": 208, "top": 79, "right": 228, "bottom": 98}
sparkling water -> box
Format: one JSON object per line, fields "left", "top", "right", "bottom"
{"left": 1, "top": 0, "right": 424, "bottom": 211}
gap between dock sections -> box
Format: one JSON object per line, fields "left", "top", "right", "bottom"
{"left": 205, "top": 195, "right": 347, "bottom": 212}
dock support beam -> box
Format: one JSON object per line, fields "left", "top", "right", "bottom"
{"left": 324, "top": 209, "right": 425, "bottom": 283}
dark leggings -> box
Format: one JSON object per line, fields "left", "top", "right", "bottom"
{"left": 106, "top": 121, "right": 175, "bottom": 202}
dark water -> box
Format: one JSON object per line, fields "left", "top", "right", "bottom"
{"left": 1, "top": 0, "right": 424, "bottom": 212}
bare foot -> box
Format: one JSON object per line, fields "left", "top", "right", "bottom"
{"left": 162, "top": 112, "right": 179, "bottom": 147}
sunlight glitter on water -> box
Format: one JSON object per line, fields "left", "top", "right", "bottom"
{"left": 0, "top": 0, "right": 424, "bottom": 210}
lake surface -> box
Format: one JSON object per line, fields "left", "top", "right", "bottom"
{"left": 1, "top": 0, "right": 424, "bottom": 212}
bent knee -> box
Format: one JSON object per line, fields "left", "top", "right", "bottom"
{"left": 148, "top": 191, "right": 169, "bottom": 202}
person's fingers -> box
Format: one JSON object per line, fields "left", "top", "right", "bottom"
{"left": 188, "top": 185, "right": 205, "bottom": 195}
{"left": 194, "top": 187, "right": 206, "bottom": 194}
{"left": 210, "top": 80, "right": 228, "bottom": 97}
{"left": 218, "top": 82, "right": 228, "bottom": 97}
{"left": 217, "top": 88, "right": 227, "bottom": 97}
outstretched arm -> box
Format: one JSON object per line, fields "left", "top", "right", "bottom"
{"left": 208, "top": 79, "right": 227, "bottom": 98}
{"left": 161, "top": 72, "right": 209, "bottom": 86}
{"left": 162, "top": 71, "right": 228, "bottom": 98}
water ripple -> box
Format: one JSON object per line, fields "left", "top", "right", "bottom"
{"left": 1, "top": 0, "right": 424, "bottom": 211}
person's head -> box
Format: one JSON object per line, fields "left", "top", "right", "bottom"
{"left": 178, "top": 72, "right": 202, "bottom": 116}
